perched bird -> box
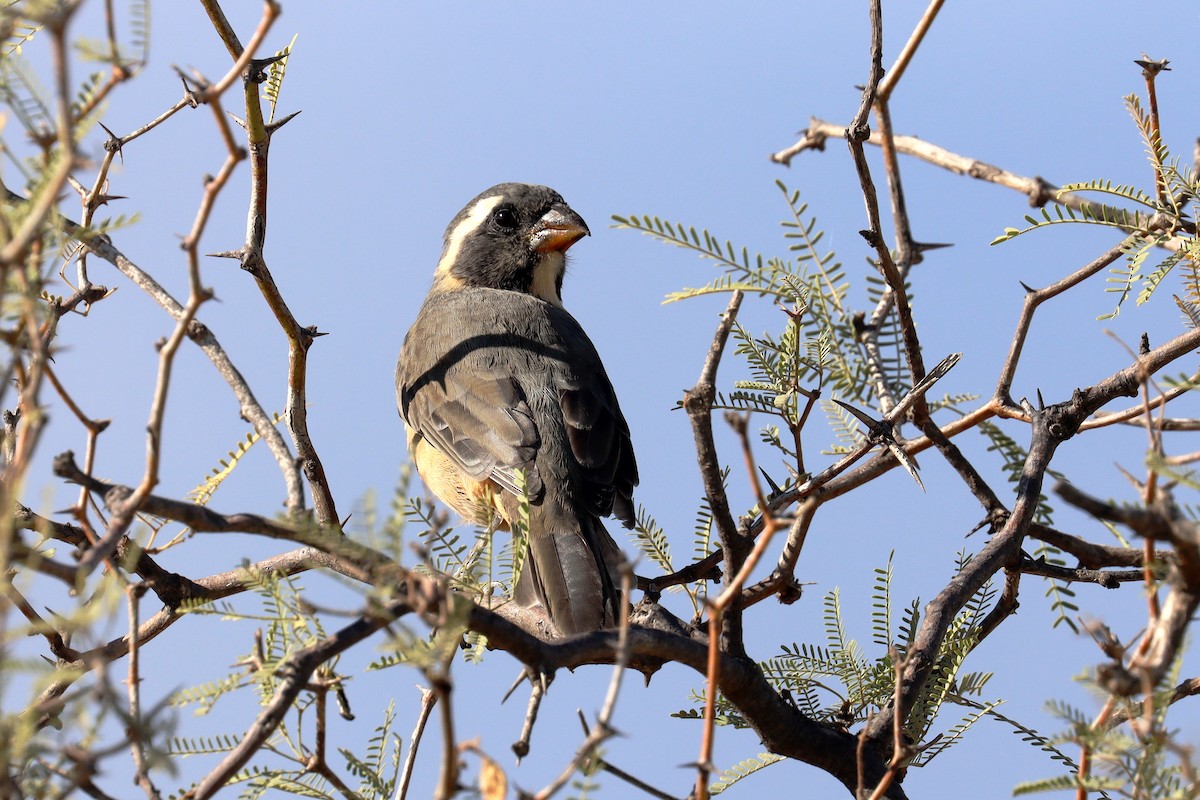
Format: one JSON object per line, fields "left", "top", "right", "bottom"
{"left": 396, "top": 183, "right": 638, "bottom": 635}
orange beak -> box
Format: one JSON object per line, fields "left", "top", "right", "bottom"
{"left": 529, "top": 206, "right": 590, "bottom": 253}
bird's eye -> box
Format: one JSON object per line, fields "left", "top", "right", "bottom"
{"left": 492, "top": 206, "right": 518, "bottom": 230}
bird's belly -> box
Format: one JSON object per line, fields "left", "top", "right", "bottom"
{"left": 408, "top": 429, "right": 506, "bottom": 528}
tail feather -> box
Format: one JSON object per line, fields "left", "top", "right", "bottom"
{"left": 513, "top": 512, "right": 622, "bottom": 635}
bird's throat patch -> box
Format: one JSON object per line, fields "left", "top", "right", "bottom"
{"left": 530, "top": 251, "right": 566, "bottom": 307}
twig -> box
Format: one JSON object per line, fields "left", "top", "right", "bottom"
{"left": 430, "top": 655, "right": 458, "bottom": 800}
{"left": 871, "top": 102, "right": 914, "bottom": 282}
{"left": 855, "top": 312, "right": 901, "bottom": 415}
{"left": 1017, "top": 558, "right": 1142, "bottom": 587}
{"left": 126, "top": 586, "right": 162, "bottom": 800}
{"left": 113, "top": 96, "right": 194, "bottom": 148}
{"left": 189, "top": 600, "right": 406, "bottom": 800}
{"left": 1138, "top": 57, "right": 1170, "bottom": 208}
{"left": 592, "top": 757, "right": 681, "bottom": 800}
{"left": 197, "top": 0, "right": 281, "bottom": 101}
{"left": 532, "top": 565, "right": 635, "bottom": 800}
{"left": 511, "top": 671, "right": 548, "bottom": 761}
{"left": 845, "top": 0, "right": 929, "bottom": 410}
{"left": 696, "top": 610, "right": 721, "bottom": 800}
{"left": 1028, "top": 521, "right": 1170, "bottom": 570}
{"left": 179, "top": 107, "right": 244, "bottom": 254}
{"left": 863, "top": 648, "right": 912, "bottom": 800}
{"left": 1159, "top": 446, "right": 1200, "bottom": 462}
{"left": 683, "top": 291, "right": 745, "bottom": 570}
{"left": 1106, "top": 676, "right": 1200, "bottom": 728}
{"left": 641, "top": 550, "right": 723, "bottom": 594}
{"left": 772, "top": 118, "right": 1190, "bottom": 251}
{"left": 0, "top": 574, "right": 79, "bottom": 660}
{"left": 0, "top": 6, "right": 78, "bottom": 267}
{"left": 1082, "top": 376, "right": 1196, "bottom": 430}
{"left": 995, "top": 238, "right": 1132, "bottom": 410}
{"left": 396, "top": 687, "right": 437, "bottom": 800}
{"left": 974, "top": 567, "right": 1021, "bottom": 646}
{"left": 1077, "top": 696, "right": 1116, "bottom": 800}
{"left": 916, "top": 414, "right": 1003, "bottom": 512}
{"left": 739, "top": 497, "right": 816, "bottom": 607}
{"left": 220, "top": 25, "right": 336, "bottom": 524}
{"left": 694, "top": 417, "right": 790, "bottom": 800}
{"left": 876, "top": 0, "right": 945, "bottom": 102}
{"left": 304, "top": 676, "right": 358, "bottom": 800}
{"left": 42, "top": 361, "right": 110, "bottom": 518}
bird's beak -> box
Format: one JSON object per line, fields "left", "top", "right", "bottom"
{"left": 529, "top": 206, "right": 590, "bottom": 254}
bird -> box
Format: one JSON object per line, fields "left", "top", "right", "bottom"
{"left": 396, "top": 183, "right": 638, "bottom": 636}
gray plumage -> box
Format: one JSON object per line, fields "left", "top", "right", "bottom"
{"left": 396, "top": 184, "right": 637, "bottom": 634}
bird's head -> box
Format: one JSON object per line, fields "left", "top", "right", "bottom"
{"left": 432, "top": 183, "right": 590, "bottom": 306}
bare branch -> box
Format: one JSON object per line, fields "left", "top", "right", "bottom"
{"left": 189, "top": 601, "right": 402, "bottom": 800}
{"left": 16, "top": 200, "right": 308, "bottom": 511}
{"left": 125, "top": 587, "right": 162, "bottom": 800}
{"left": 397, "top": 687, "right": 437, "bottom": 800}
{"left": 774, "top": 118, "right": 1190, "bottom": 250}
{"left": 532, "top": 566, "right": 635, "bottom": 800}
{"left": 684, "top": 291, "right": 744, "bottom": 563}
{"left": 876, "top": 0, "right": 945, "bottom": 102}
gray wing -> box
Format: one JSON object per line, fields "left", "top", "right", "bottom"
{"left": 546, "top": 302, "right": 638, "bottom": 525}
{"left": 398, "top": 289, "right": 637, "bottom": 519}
{"left": 398, "top": 343, "right": 544, "bottom": 500}
{"left": 559, "top": 375, "right": 638, "bottom": 526}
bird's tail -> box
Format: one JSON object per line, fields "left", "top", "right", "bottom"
{"left": 512, "top": 508, "right": 624, "bottom": 636}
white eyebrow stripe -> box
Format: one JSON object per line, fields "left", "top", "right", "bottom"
{"left": 434, "top": 194, "right": 504, "bottom": 279}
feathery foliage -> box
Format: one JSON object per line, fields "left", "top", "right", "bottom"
{"left": 337, "top": 702, "right": 403, "bottom": 800}
{"left": 189, "top": 411, "right": 286, "bottom": 506}
{"left": 166, "top": 569, "right": 397, "bottom": 799}
{"left": 680, "top": 554, "right": 1004, "bottom": 771}
{"left": 1015, "top": 653, "right": 1195, "bottom": 798}
{"left": 992, "top": 87, "right": 1199, "bottom": 321}
{"left": 623, "top": 179, "right": 928, "bottom": 504}
{"left": 616, "top": 181, "right": 872, "bottom": 406}
{"left": 263, "top": 33, "right": 298, "bottom": 124}
{"left": 709, "top": 753, "right": 785, "bottom": 795}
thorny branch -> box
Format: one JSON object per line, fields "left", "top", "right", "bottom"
{"left": 2, "top": 65, "right": 306, "bottom": 518}
{"left": 774, "top": 118, "right": 1191, "bottom": 252}
{"left": 682, "top": 290, "right": 747, "bottom": 656}
{"left": 188, "top": 600, "right": 403, "bottom": 800}
{"left": 532, "top": 566, "right": 635, "bottom": 800}
{"left": 694, "top": 415, "right": 791, "bottom": 800}
{"left": 126, "top": 586, "right": 162, "bottom": 800}
{"left": 1058, "top": 481, "right": 1200, "bottom": 691}
{"left": 206, "top": 3, "right": 339, "bottom": 525}
{"left": 49, "top": 445, "right": 898, "bottom": 795}
{"left": 4, "top": 2, "right": 1200, "bottom": 799}
{"left": 396, "top": 687, "right": 437, "bottom": 800}
{"left": 853, "top": 326, "right": 1200, "bottom": 750}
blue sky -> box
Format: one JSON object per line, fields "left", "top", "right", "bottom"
{"left": 12, "top": 2, "right": 1200, "bottom": 797}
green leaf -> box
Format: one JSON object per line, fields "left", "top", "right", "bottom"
{"left": 709, "top": 753, "right": 784, "bottom": 794}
